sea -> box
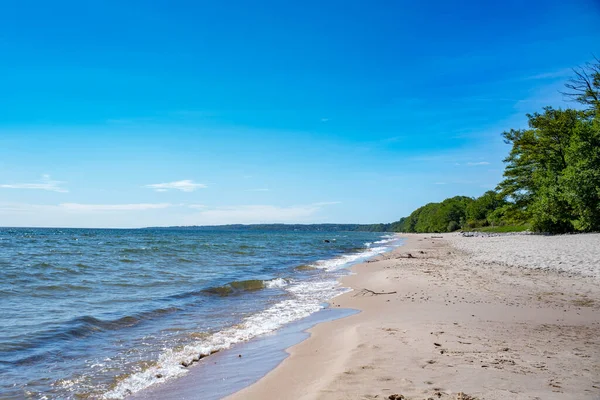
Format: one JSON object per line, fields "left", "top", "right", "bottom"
{"left": 0, "top": 228, "right": 401, "bottom": 399}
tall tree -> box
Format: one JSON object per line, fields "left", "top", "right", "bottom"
{"left": 497, "top": 107, "right": 586, "bottom": 232}
{"left": 563, "top": 57, "right": 600, "bottom": 114}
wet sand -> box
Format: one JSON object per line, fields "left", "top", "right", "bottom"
{"left": 227, "top": 233, "right": 600, "bottom": 400}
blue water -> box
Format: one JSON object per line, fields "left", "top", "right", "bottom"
{"left": 0, "top": 228, "right": 399, "bottom": 399}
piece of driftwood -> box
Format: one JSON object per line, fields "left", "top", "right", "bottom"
{"left": 354, "top": 288, "right": 397, "bottom": 297}
{"left": 397, "top": 253, "right": 415, "bottom": 259}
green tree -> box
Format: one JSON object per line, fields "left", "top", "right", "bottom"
{"left": 466, "top": 190, "right": 506, "bottom": 226}
{"left": 498, "top": 107, "right": 585, "bottom": 232}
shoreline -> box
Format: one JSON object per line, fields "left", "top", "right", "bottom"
{"left": 119, "top": 234, "right": 402, "bottom": 399}
{"left": 227, "top": 233, "right": 600, "bottom": 400}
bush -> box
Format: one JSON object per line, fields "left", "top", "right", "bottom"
{"left": 447, "top": 221, "right": 460, "bottom": 232}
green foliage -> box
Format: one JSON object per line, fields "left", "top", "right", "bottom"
{"left": 465, "top": 190, "right": 507, "bottom": 227}
{"left": 447, "top": 220, "right": 460, "bottom": 232}
{"left": 386, "top": 59, "right": 600, "bottom": 235}
{"left": 497, "top": 106, "right": 600, "bottom": 233}
{"left": 400, "top": 196, "right": 472, "bottom": 233}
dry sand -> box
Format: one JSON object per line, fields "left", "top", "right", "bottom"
{"left": 227, "top": 233, "right": 600, "bottom": 400}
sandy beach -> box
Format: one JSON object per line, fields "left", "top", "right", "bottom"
{"left": 228, "top": 233, "right": 600, "bottom": 400}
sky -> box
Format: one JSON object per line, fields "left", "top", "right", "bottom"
{"left": 0, "top": 0, "right": 599, "bottom": 228}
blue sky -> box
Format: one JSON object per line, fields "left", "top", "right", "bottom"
{"left": 0, "top": 0, "right": 599, "bottom": 227}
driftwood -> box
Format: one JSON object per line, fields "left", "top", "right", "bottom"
{"left": 397, "top": 253, "right": 415, "bottom": 259}
{"left": 354, "top": 288, "right": 397, "bottom": 297}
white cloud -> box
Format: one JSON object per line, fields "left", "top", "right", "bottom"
{"left": 60, "top": 203, "right": 172, "bottom": 211}
{"left": 188, "top": 205, "right": 318, "bottom": 224}
{"left": 0, "top": 200, "right": 341, "bottom": 228}
{"left": 144, "top": 180, "right": 207, "bottom": 192}
{"left": 311, "top": 201, "right": 341, "bottom": 206}
{"left": 185, "top": 202, "right": 341, "bottom": 225}
{"left": 466, "top": 161, "right": 490, "bottom": 166}
{"left": 0, "top": 175, "right": 68, "bottom": 193}
{"left": 523, "top": 68, "right": 572, "bottom": 81}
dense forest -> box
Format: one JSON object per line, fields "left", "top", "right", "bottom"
{"left": 393, "top": 59, "right": 600, "bottom": 234}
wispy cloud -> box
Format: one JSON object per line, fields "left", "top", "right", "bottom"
{"left": 0, "top": 175, "right": 68, "bottom": 193}
{"left": 60, "top": 203, "right": 172, "bottom": 211}
{"left": 454, "top": 161, "right": 491, "bottom": 167}
{"left": 311, "top": 201, "right": 341, "bottom": 206}
{"left": 188, "top": 204, "right": 207, "bottom": 209}
{"left": 466, "top": 161, "right": 490, "bottom": 166}
{"left": 185, "top": 201, "right": 340, "bottom": 224}
{"left": 523, "top": 68, "right": 572, "bottom": 81}
{"left": 145, "top": 180, "right": 207, "bottom": 192}
{"left": 0, "top": 202, "right": 173, "bottom": 213}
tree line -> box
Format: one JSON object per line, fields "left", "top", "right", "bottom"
{"left": 390, "top": 58, "right": 600, "bottom": 234}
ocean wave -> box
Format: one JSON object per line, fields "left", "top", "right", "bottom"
{"left": 5, "top": 308, "right": 181, "bottom": 360}
{"left": 202, "top": 278, "right": 289, "bottom": 297}
{"left": 309, "top": 236, "right": 398, "bottom": 271}
{"left": 101, "top": 237, "right": 401, "bottom": 399}
{"left": 264, "top": 277, "right": 288, "bottom": 288}
{"left": 101, "top": 278, "right": 346, "bottom": 399}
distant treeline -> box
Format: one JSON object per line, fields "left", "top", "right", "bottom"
{"left": 390, "top": 58, "right": 600, "bottom": 234}
{"left": 145, "top": 223, "right": 395, "bottom": 232}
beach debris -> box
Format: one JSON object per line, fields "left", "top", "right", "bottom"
{"left": 456, "top": 392, "right": 477, "bottom": 400}
{"left": 388, "top": 395, "right": 404, "bottom": 400}
{"left": 238, "top": 354, "right": 242, "bottom": 358}
{"left": 433, "top": 342, "right": 442, "bottom": 347}
{"left": 398, "top": 253, "right": 415, "bottom": 259}
{"left": 354, "top": 288, "right": 397, "bottom": 296}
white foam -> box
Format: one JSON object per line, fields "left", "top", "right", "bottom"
{"left": 103, "top": 277, "right": 347, "bottom": 399}
{"left": 311, "top": 236, "right": 398, "bottom": 271}
{"left": 102, "top": 235, "right": 401, "bottom": 399}
{"left": 264, "top": 277, "right": 288, "bottom": 289}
